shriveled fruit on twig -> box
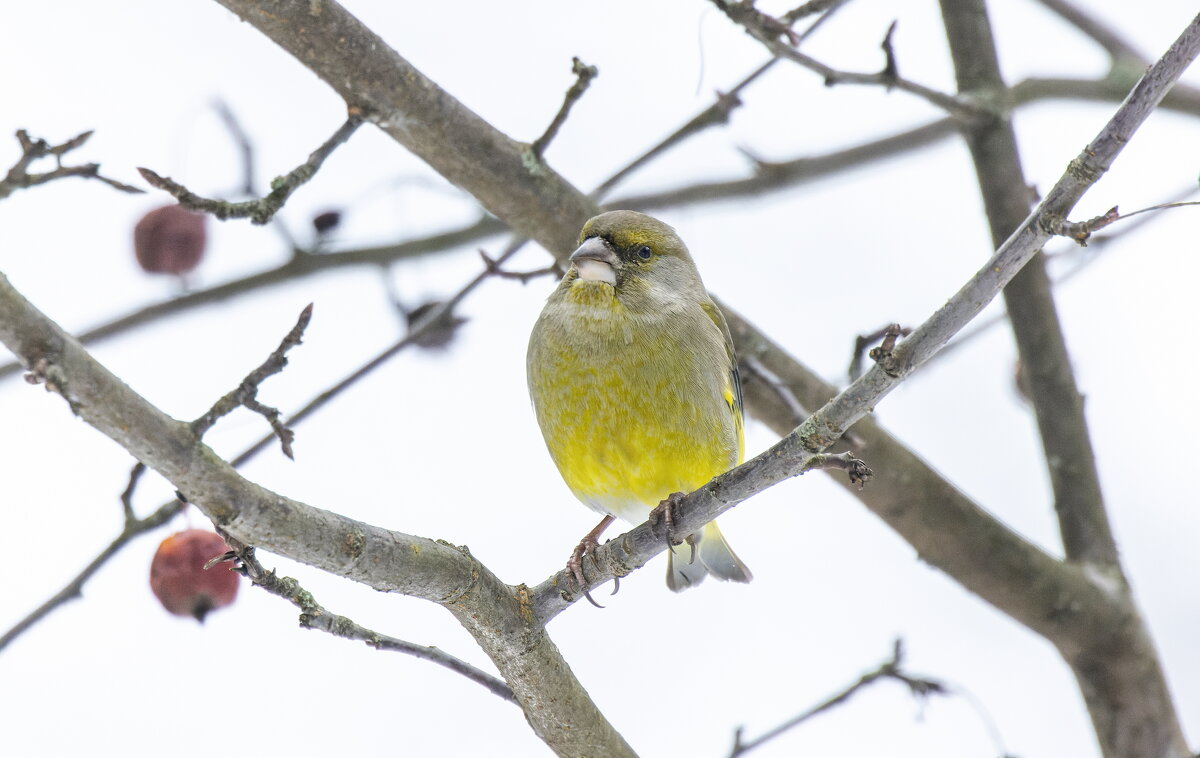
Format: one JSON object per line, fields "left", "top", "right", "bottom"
{"left": 133, "top": 204, "right": 207, "bottom": 276}
{"left": 150, "top": 530, "right": 239, "bottom": 622}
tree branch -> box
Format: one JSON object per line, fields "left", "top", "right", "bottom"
{"left": 227, "top": 537, "right": 516, "bottom": 703}
{"left": 1034, "top": 0, "right": 1144, "bottom": 66}
{"left": 7, "top": 66, "right": 1200, "bottom": 385}
{"left": 0, "top": 267, "right": 636, "bottom": 758}
{"left": 941, "top": 0, "right": 1120, "bottom": 568}
{"left": 0, "top": 495, "right": 183, "bottom": 652}
{"left": 0, "top": 129, "right": 142, "bottom": 200}
{"left": 937, "top": 2, "right": 1195, "bottom": 756}
{"left": 138, "top": 116, "right": 362, "bottom": 224}
{"left": 523, "top": 11, "right": 1200, "bottom": 648}
{"left": 729, "top": 640, "right": 945, "bottom": 757}
{"left": 709, "top": 0, "right": 987, "bottom": 119}
{"left": 530, "top": 57, "right": 598, "bottom": 159}
{"left": 4, "top": 5, "right": 1198, "bottom": 755}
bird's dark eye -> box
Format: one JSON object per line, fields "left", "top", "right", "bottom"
{"left": 637, "top": 245, "right": 652, "bottom": 260}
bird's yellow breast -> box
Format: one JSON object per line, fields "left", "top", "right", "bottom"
{"left": 527, "top": 280, "right": 739, "bottom": 523}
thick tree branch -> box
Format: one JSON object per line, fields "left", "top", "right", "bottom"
{"left": 942, "top": 0, "right": 1120, "bottom": 569}
{"left": 4, "top": 4, "right": 1195, "bottom": 753}
{"left": 1, "top": 239, "right": 524, "bottom": 654}
{"left": 938, "top": 2, "right": 1195, "bottom": 757}
{"left": 0, "top": 269, "right": 635, "bottom": 758}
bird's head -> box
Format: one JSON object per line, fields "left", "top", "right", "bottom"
{"left": 567, "top": 211, "right": 706, "bottom": 306}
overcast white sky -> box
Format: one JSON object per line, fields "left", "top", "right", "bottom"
{"left": 2, "top": 2, "right": 1199, "bottom": 757}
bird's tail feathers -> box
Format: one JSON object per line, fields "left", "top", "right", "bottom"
{"left": 666, "top": 521, "right": 753, "bottom": 592}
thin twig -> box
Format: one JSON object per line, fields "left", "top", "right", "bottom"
{"left": 782, "top": 0, "right": 844, "bottom": 25}
{"left": 849, "top": 323, "right": 912, "bottom": 382}
{"left": 0, "top": 129, "right": 143, "bottom": 200}
{"left": 1053, "top": 200, "right": 1200, "bottom": 244}
{"left": 530, "top": 57, "right": 598, "bottom": 159}
{"left": 119, "top": 462, "right": 147, "bottom": 522}
{"left": 192, "top": 303, "right": 313, "bottom": 458}
{"left": 1034, "top": 0, "right": 1144, "bottom": 65}
{"left": 0, "top": 496, "right": 184, "bottom": 652}
{"left": 223, "top": 535, "right": 516, "bottom": 703}
{"left": 880, "top": 21, "right": 899, "bottom": 85}
{"left": 709, "top": 1, "right": 986, "bottom": 119}
{"left": 229, "top": 238, "right": 525, "bottom": 468}
{"left": 801, "top": 451, "right": 872, "bottom": 486}
{"left": 922, "top": 185, "right": 1200, "bottom": 368}
{"left": 139, "top": 116, "right": 362, "bottom": 224}
{"left": 594, "top": 0, "right": 850, "bottom": 200}
{"left": 740, "top": 355, "right": 807, "bottom": 424}
{"left": 729, "top": 640, "right": 945, "bottom": 757}
{"left": 591, "top": 59, "right": 775, "bottom": 199}
{"left": 213, "top": 99, "right": 258, "bottom": 196}
{"left": 478, "top": 248, "right": 562, "bottom": 283}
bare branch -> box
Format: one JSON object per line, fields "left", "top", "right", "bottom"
{"left": 782, "top": 0, "right": 844, "bottom": 25}
{"left": 478, "top": 248, "right": 561, "bottom": 284}
{"left": 212, "top": 99, "right": 258, "bottom": 196}
{"left": 10, "top": 63, "right": 1199, "bottom": 386}
{"left": 1034, "top": 0, "right": 1144, "bottom": 65}
{"left": 709, "top": 1, "right": 985, "bottom": 119}
{"left": 192, "top": 303, "right": 313, "bottom": 458}
{"left": 880, "top": 20, "right": 900, "bottom": 84}
{"left": 119, "top": 462, "right": 147, "bottom": 522}
{"left": 801, "top": 451, "right": 872, "bottom": 486}
{"left": 729, "top": 640, "right": 946, "bottom": 757}
{"left": 139, "top": 117, "right": 362, "bottom": 225}
{"left": 0, "top": 129, "right": 143, "bottom": 200}
{"left": 0, "top": 495, "right": 184, "bottom": 652}
{"left": 224, "top": 535, "right": 516, "bottom": 703}
{"left": 938, "top": 2, "right": 1197, "bottom": 755}
{"left": 1051, "top": 201, "right": 1200, "bottom": 244}
{"left": 0, "top": 241, "right": 522, "bottom": 654}
{"left": 849, "top": 323, "right": 912, "bottom": 381}
{"left": 0, "top": 257, "right": 639, "bottom": 756}
{"left": 530, "top": 57, "right": 598, "bottom": 159}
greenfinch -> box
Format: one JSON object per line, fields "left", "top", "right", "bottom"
{"left": 527, "top": 210, "right": 752, "bottom": 592}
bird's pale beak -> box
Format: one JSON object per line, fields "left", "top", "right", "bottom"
{"left": 570, "top": 237, "right": 618, "bottom": 286}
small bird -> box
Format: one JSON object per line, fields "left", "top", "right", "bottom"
{"left": 527, "top": 210, "right": 752, "bottom": 593}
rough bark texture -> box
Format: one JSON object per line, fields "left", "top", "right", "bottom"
{"left": 937, "top": 0, "right": 1191, "bottom": 755}
{"left": 0, "top": 271, "right": 635, "bottom": 758}
{"left": 5, "top": 1, "right": 1197, "bottom": 756}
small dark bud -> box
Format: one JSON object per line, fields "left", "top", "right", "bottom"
{"left": 133, "top": 204, "right": 207, "bottom": 275}
{"left": 406, "top": 300, "right": 467, "bottom": 350}
{"left": 312, "top": 210, "right": 342, "bottom": 235}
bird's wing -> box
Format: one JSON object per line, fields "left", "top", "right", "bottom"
{"left": 701, "top": 298, "right": 745, "bottom": 464}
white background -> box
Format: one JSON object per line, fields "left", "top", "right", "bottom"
{"left": 1, "top": 1, "right": 1198, "bottom": 756}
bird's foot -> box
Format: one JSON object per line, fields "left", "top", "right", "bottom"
{"left": 566, "top": 514, "right": 614, "bottom": 608}
{"left": 648, "top": 491, "right": 689, "bottom": 548}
